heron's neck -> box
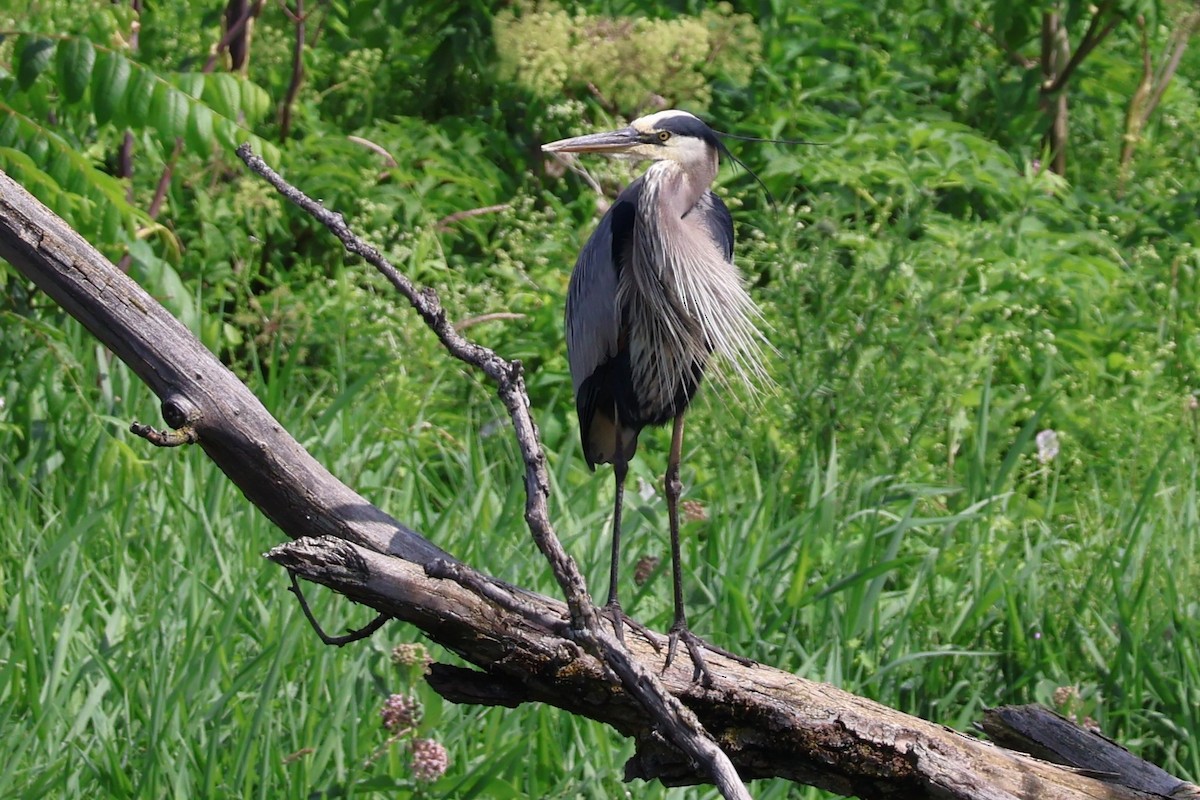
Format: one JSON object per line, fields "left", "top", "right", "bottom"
{"left": 646, "top": 153, "right": 718, "bottom": 218}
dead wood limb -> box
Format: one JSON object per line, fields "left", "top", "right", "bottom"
{"left": 0, "top": 166, "right": 1180, "bottom": 799}
{"left": 980, "top": 706, "right": 1199, "bottom": 798}
{"left": 269, "top": 535, "right": 1165, "bottom": 800}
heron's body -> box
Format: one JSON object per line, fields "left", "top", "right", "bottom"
{"left": 568, "top": 171, "right": 734, "bottom": 467}
{"left": 544, "top": 110, "right": 765, "bottom": 681}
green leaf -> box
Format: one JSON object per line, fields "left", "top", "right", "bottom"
{"left": 0, "top": 146, "right": 62, "bottom": 201}
{"left": 174, "top": 73, "right": 204, "bottom": 99}
{"left": 101, "top": 198, "right": 123, "bottom": 245}
{"left": 214, "top": 118, "right": 241, "bottom": 154}
{"left": 201, "top": 73, "right": 241, "bottom": 119}
{"left": 17, "top": 37, "right": 56, "bottom": 90}
{"left": 186, "top": 103, "right": 214, "bottom": 157}
{"left": 0, "top": 112, "right": 19, "bottom": 146}
{"left": 123, "top": 64, "right": 156, "bottom": 126}
{"left": 46, "top": 147, "right": 72, "bottom": 187}
{"left": 126, "top": 239, "right": 197, "bottom": 330}
{"left": 91, "top": 51, "right": 131, "bottom": 126}
{"left": 55, "top": 36, "right": 96, "bottom": 104}
{"left": 149, "top": 82, "right": 188, "bottom": 147}
{"left": 239, "top": 80, "right": 271, "bottom": 124}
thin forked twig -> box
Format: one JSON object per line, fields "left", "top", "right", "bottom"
{"left": 234, "top": 143, "right": 751, "bottom": 800}
{"left": 287, "top": 570, "right": 391, "bottom": 646}
{"left": 1043, "top": 1, "right": 1123, "bottom": 94}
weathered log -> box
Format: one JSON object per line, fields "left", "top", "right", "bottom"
{"left": 0, "top": 166, "right": 1180, "bottom": 799}
{"left": 980, "top": 706, "right": 1199, "bottom": 798}
{"left": 265, "top": 534, "right": 1168, "bottom": 799}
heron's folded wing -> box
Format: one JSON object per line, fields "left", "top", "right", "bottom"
{"left": 565, "top": 180, "right": 642, "bottom": 467}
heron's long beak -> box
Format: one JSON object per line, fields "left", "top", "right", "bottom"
{"left": 541, "top": 127, "right": 640, "bottom": 154}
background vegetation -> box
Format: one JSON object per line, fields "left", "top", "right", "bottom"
{"left": 2, "top": 0, "right": 1199, "bottom": 797}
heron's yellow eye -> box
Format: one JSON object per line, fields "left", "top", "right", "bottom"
{"left": 657, "top": 130, "right": 671, "bottom": 142}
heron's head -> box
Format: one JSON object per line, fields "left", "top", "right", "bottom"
{"left": 542, "top": 110, "right": 720, "bottom": 169}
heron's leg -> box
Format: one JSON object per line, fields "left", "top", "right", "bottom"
{"left": 665, "top": 413, "right": 688, "bottom": 632}
{"left": 600, "top": 445, "right": 661, "bottom": 650}
{"left": 661, "top": 414, "right": 753, "bottom": 684}
{"left": 604, "top": 450, "right": 628, "bottom": 615}
{"left": 661, "top": 412, "right": 712, "bottom": 683}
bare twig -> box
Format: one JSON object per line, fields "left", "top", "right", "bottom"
{"left": 117, "top": 0, "right": 142, "bottom": 199}
{"left": 130, "top": 421, "right": 199, "bottom": 446}
{"left": 147, "top": 139, "right": 183, "bottom": 219}
{"left": 277, "top": 0, "right": 306, "bottom": 140}
{"left": 346, "top": 135, "right": 398, "bottom": 167}
{"left": 234, "top": 143, "right": 753, "bottom": 800}
{"left": 287, "top": 570, "right": 390, "bottom": 645}
{"left": 1119, "top": 9, "right": 1200, "bottom": 193}
{"left": 204, "top": 0, "right": 265, "bottom": 74}
{"left": 223, "top": 0, "right": 250, "bottom": 71}
{"left": 1038, "top": 2, "right": 1127, "bottom": 175}
{"left": 1043, "top": 0, "right": 1123, "bottom": 95}
{"left": 1040, "top": 12, "right": 1071, "bottom": 175}
{"left": 546, "top": 152, "right": 607, "bottom": 198}
{"left": 1146, "top": 27, "right": 1193, "bottom": 114}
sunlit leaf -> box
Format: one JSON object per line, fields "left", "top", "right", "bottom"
{"left": 55, "top": 36, "right": 95, "bottom": 104}
{"left": 91, "top": 50, "right": 131, "bottom": 125}
{"left": 16, "top": 37, "right": 56, "bottom": 90}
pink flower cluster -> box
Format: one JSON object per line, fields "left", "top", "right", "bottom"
{"left": 380, "top": 693, "right": 421, "bottom": 732}
{"left": 409, "top": 738, "right": 450, "bottom": 782}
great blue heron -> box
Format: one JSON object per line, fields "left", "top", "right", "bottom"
{"left": 543, "top": 110, "right": 767, "bottom": 680}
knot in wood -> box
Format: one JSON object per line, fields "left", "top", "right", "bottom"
{"left": 161, "top": 393, "right": 200, "bottom": 429}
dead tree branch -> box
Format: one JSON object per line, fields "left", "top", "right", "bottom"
{"left": 0, "top": 170, "right": 446, "bottom": 564}
{"left": 980, "top": 706, "right": 1198, "bottom": 798}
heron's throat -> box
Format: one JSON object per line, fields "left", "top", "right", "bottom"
{"left": 643, "top": 155, "right": 717, "bottom": 220}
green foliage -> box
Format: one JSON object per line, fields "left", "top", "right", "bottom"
{"left": 0, "top": 2, "right": 278, "bottom": 261}
{"left": 495, "top": 1, "right": 761, "bottom": 113}
{"left": 3, "top": 0, "right": 1200, "bottom": 797}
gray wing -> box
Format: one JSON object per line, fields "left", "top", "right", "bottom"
{"left": 565, "top": 178, "right": 642, "bottom": 467}
{"left": 564, "top": 179, "right": 641, "bottom": 395}
{"left": 688, "top": 190, "right": 734, "bottom": 262}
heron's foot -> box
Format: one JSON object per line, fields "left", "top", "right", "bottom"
{"left": 665, "top": 625, "right": 755, "bottom": 686}
{"left": 601, "top": 601, "right": 663, "bottom": 652}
